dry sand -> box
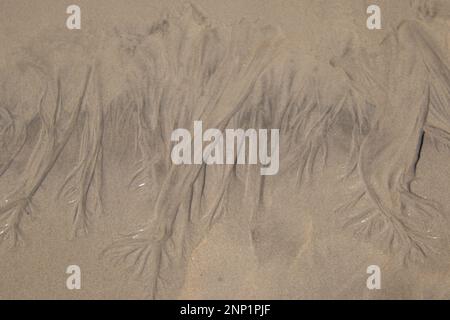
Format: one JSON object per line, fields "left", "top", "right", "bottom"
{"left": 0, "top": 0, "right": 449, "bottom": 299}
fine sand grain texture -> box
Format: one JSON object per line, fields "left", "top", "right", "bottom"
{"left": 0, "top": 0, "right": 449, "bottom": 299}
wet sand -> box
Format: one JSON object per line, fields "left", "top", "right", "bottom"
{"left": 0, "top": 0, "right": 449, "bottom": 299}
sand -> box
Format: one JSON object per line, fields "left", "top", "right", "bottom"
{"left": 0, "top": 0, "right": 449, "bottom": 299}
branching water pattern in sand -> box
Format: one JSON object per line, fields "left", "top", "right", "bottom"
{"left": 0, "top": 4, "right": 449, "bottom": 298}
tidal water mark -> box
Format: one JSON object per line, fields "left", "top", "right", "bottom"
{"left": 171, "top": 121, "right": 279, "bottom": 175}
